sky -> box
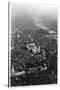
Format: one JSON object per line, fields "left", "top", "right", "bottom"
{"left": 11, "top": 2, "right": 57, "bottom": 20}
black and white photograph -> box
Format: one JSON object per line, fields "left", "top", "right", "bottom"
{"left": 8, "top": 2, "right": 57, "bottom": 87}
